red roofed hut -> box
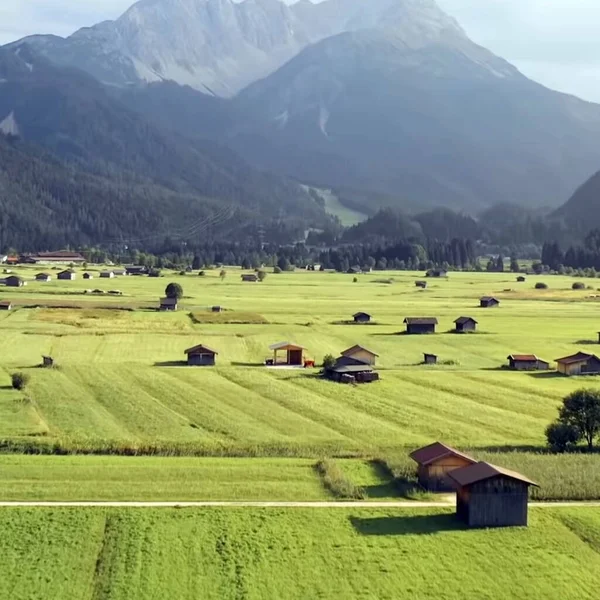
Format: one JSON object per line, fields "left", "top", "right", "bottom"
{"left": 409, "top": 442, "right": 477, "bottom": 491}
{"left": 507, "top": 355, "right": 550, "bottom": 371}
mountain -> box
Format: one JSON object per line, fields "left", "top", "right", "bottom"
{"left": 552, "top": 170, "right": 600, "bottom": 236}
{"left": 228, "top": 27, "right": 600, "bottom": 211}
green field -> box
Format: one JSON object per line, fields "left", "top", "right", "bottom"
{"left": 1, "top": 506, "right": 600, "bottom": 600}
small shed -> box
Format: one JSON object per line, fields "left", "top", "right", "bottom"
{"left": 423, "top": 353, "right": 438, "bottom": 365}
{"left": 340, "top": 345, "right": 378, "bottom": 366}
{"left": 426, "top": 269, "right": 447, "bottom": 278}
{"left": 415, "top": 281, "right": 427, "bottom": 289}
{"left": 325, "top": 356, "right": 379, "bottom": 384}
{"left": 517, "top": 276, "right": 526, "bottom": 282}
{"left": 185, "top": 344, "right": 218, "bottom": 366}
{"left": 448, "top": 462, "right": 538, "bottom": 528}
{"left": 555, "top": 352, "right": 600, "bottom": 376}
{"left": 42, "top": 355, "right": 54, "bottom": 368}
{"left": 480, "top": 297, "right": 500, "bottom": 308}
{"left": 83, "top": 272, "right": 94, "bottom": 280}
{"left": 5, "top": 275, "right": 25, "bottom": 287}
{"left": 454, "top": 316, "right": 477, "bottom": 333}
{"left": 100, "top": 271, "right": 115, "bottom": 279}
{"left": 404, "top": 317, "right": 438, "bottom": 335}
{"left": 159, "top": 297, "right": 178, "bottom": 311}
{"left": 0, "top": 301, "right": 12, "bottom": 310}
{"left": 241, "top": 274, "right": 259, "bottom": 282}
{"left": 507, "top": 355, "right": 550, "bottom": 371}
{"left": 268, "top": 342, "right": 306, "bottom": 366}
{"left": 57, "top": 270, "right": 76, "bottom": 281}
{"left": 353, "top": 312, "right": 371, "bottom": 324}
{"left": 126, "top": 266, "right": 148, "bottom": 276}
{"left": 211, "top": 306, "right": 223, "bottom": 313}
{"left": 36, "top": 273, "right": 52, "bottom": 282}
{"left": 409, "top": 442, "right": 477, "bottom": 492}
{"left": 113, "top": 269, "right": 128, "bottom": 276}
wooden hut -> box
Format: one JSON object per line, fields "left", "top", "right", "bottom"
{"left": 415, "top": 281, "right": 427, "bottom": 289}
{"left": 241, "top": 274, "right": 259, "bottom": 282}
{"left": 448, "top": 462, "right": 538, "bottom": 528}
{"left": 423, "top": 353, "right": 438, "bottom": 365}
{"left": 83, "top": 272, "right": 94, "bottom": 280}
{"left": 4, "top": 275, "right": 25, "bottom": 287}
{"left": 42, "top": 356, "right": 54, "bottom": 368}
{"left": 507, "top": 355, "right": 550, "bottom": 371}
{"left": 268, "top": 342, "right": 306, "bottom": 366}
{"left": 353, "top": 312, "right": 371, "bottom": 324}
{"left": 517, "top": 276, "right": 526, "bottom": 282}
{"left": 185, "top": 344, "right": 218, "bottom": 366}
{"left": 426, "top": 269, "right": 447, "bottom": 278}
{"left": 100, "top": 271, "right": 115, "bottom": 279}
{"left": 126, "top": 266, "right": 148, "bottom": 276}
{"left": 325, "top": 356, "right": 379, "bottom": 384}
{"left": 555, "top": 352, "right": 600, "bottom": 376}
{"left": 159, "top": 297, "right": 178, "bottom": 311}
{"left": 454, "top": 317, "right": 477, "bottom": 333}
{"left": 409, "top": 442, "right": 477, "bottom": 492}
{"left": 0, "top": 301, "right": 12, "bottom": 310}
{"left": 35, "top": 273, "right": 52, "bottom": 282}
{"left": 480, "top": 297, "right": 500, "bottom": 308}
{"left": 404, "top": 318, "right": 438, "bottom": 335}
{"left": 340, "top": 345, "right": 378, "bottom": 365}
{"left": 211, "top": 306, "right": 223, "bottom": 313}
{"left": 57, "top": 270, "right": 76, "bottom": 281}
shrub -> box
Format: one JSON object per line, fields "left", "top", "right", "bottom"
{"left": 546, "top": 422, "right": 580, "bottom": 453}
{"left": 198, "top": 271, "right": 206, "bottom": 277}
{"left": 353, "top": 277, "right": 358, "bottom": 283}
{"left": 322, "top": 354, "right": 336, "bottom": 370}
{"left": 572, "top": 282, "right": 585, "bottom": 290}
{"left": 535, "top": 282, "right": 548, "bottom": 289}
{"left": 11, "top": 372, "right": 30, "bottom": 391}
{"left": 219, "top": 270, "right": 226, "bottom": 281}
{"left": 315, "top": 459, "right": 365, "bottom": 500}
{"left": 257, "top": 270, "right": 267, "bottom": 282}
{"left": 558, "top": 389, "right": 600, "bottom": 450}
{"left": 165, "top": 282, "right": 183, "bottom": 299}
{"left": 273, "top": 266, "right": 282, "bottom": 274}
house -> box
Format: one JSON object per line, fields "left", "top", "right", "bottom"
{"left": 555, "top": 352, "right": 600, "bottom": 376}
{"left": 268, "top": 342, "right": 306, "bottom": 366}
{"left": 426, "top": 269, "right": 448, "bottom": 278}
{"left": 42, "top": 356, "right": 54, "bottom": 368}
{"left": 125, "top": 265, "right": 148, "bottom": 276}
{"left": 5, "top": 256, "right": 19, "bottom": 266}
{"left": 185, "top": 344, "right": 218, "bottom": 366}
{"left": 83, "top": 272, "right": 94, "bottom": 280}
{"left": 57, "top": 270, "right": 76, "bottom": 281}
{"left": 415, "top": 281, "right": 427, "bottom": 289}
{"left": 409, "top": 442, "right": 477, "bottom": 492}
{"left": 211, "top": 306, "right": 223, "bottom": 313}
{"left": 353, "top": 312, "right": 372, "bottom": 324}
{"left": 0, "top": 301, "right": 12, "bottom": 310}
{"left": 507, "top": 355, "right": 550, "bottom": 371}
{"left": 340, "top": 345, "right": 378, "bottom": 366}
{"left": 35, "top": 273, "right": 52, "bottom": 282}
{"left": 4, "top": 275, "right": 25, "bottom": 287}
{"left": 27, "top": 251, "right": 85, "bottom": 264}
{"left": 241, "top": 274, "right": 259, "bottom": 282}
{"left": 100, "top": 271, "right": 115, "bottom": 279}
{"left": 423, "top": 353, "right": 438, "bottom": 365}
{"left": 325, "top": 358, "right": 379, "bottom": 384}
{"left": 454, "top": 317, "right": 478, "bottom": 333}
{"left": 480, "top": 297, "right": 500, "bottom": 308}
{"left": 112, "top": 269, "right": 127, "bottom": 277}
{"left": 347, "top": 266, "right": 362, "bottom": 275}
{"left": 448, "top": 462, "right": 538, "bottom": 528}
{"left": 159, "top": 297, "right": 178, "bottom": 311}
{"left": 517, "top": 276, "right": 526, "bottom": 282}
{"left": 404, "top": 318, "right": 438, "bottom": 335}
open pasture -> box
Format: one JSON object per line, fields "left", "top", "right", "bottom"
{"left": 1, "top": 506, "right": 600, "bottom": 600}
{"left": 2, "top": 268, "right": 600, "bottom": 455}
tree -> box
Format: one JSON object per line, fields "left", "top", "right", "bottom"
{"left": 322, "top": 354, "right": 336, "bottom": 370}
{"left": 273, "top": 266, "right": 282, "bottom": 274}
{"left": 558, "top": 389, "right": 600, "bottom": 450}
{"left": 220, "top": 269, "right": 226, "bottom": 281}
{"left": 545, "top": 422, "right": 580, "bottom": 453}
{"left": 257, "top": 270, "right": 267, "bottom": 282}
{"left": 510, "top": 257, "right": 520, "bottom": 273}
{"left": 165, "top": 282, "right": 183, "bottom": 299}
{"left": 277, "top": 256, "right": 290, "bottom": 272}
{"left": 192, "top": 255, "right": 201, "bottom": 270}
{"left": 11, "top": 372, "right": 30, "bottom": 391}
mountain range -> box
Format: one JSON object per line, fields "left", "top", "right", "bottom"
{"left": 3, "top": 0, "right": 600, "bottom": 249}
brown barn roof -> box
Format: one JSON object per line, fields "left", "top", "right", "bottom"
{"left": 508, "top": 354, "right": 547, "bottom": 362}
{"left": 454, "top": 316, "right": 477, "bottom": 325}
{"left": 448, "top": 461, "right": 538, "bottom": 487}
{"left": 480, "top": 296, "right": 499, "bottom": 303}
{"left": 185, "top": 344, "right": 218, "bottom": 355}
{"left": 555, "top": 352, "right": 597, "bottom": 365}
{"left": 269, "top": 342, "right": 305, "bottom": 351}
{"left": 331, "top": 364, "right": 374, "bottom": 374}
{"left": 404, "top": 318, "right": 438, "bottom": 325}
{"left": 409, "top": 442, "right": 476, "bottom": 467}
{"left": 341, "top": 345, "right": 379, "bottom": 358}
{"left": 0, "top": 301, "right": 11, "bottom": 307}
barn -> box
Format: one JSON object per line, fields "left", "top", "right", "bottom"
{"left": 555, "top": 352, "right": 600, "bottom": 376}
{"left": 517, "top": 276, "right": 526, "bottom": 282}
{"left": 415, "top": 281, "right": 427, "bottom": 289}
{"left": 100, "top": 271, "right": 115, "bottom": 279}
{"left": 268, "top": 342, "right": 306, "bottom": 366}
{"left": 507, "top": 355, "right": 550, "bottom": 371}
{"left": 159, "top": 297, "right": 178, "bottom": 311}
{"left": 57, "top": 270, "right": 76, "bottom": 281}
{"left": 325, "top": 356, "right": 379, "bottom": 384}
{"left": 185, "top": 344, "right": 218, "bottom": 366}
{"left": 404, "top": 318, "right": 438, "bottom": 335}
{"left": 423, "top": 353, "right": 438, "bottom": 365}
{"left": 353, "top": 312, "right": 372, "bottom": 324}
{"left": 4, "top": 275, "right": 25, "bottom": 287}
{"left": 35, "top": 273, "right": 52, "bottom": 282}
{"left": 480, "top": 297, "right": 500, "bottom": 308}
{"left": 448, "top": 462, "right": 538, "bottom": 528}
{"left": 409, "top": 442, "right": 477, "bottom": 492}
{"left": 340, "top": 345, "right": 378, "bottom": 365}
{"left": 0, "top": 301, "right": 12, "bottom": 310}
{"left": 83, "top": 273, "right": 94, "bottom": 280}
{"left": 241, "top": 274, "right": 259, "bottom": 282}
{"left": 426, "top": 269, "right": 447, "bottom": 278}
{"left": 454, "top": 317, "right": 477, "bottom": 333}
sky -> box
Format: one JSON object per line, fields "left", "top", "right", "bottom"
{"left": 1, "top": 0, "right": 599, "bottom": 102}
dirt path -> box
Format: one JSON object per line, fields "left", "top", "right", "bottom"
{"left": 0, "top": 500, "right": 599, "bottom": 508}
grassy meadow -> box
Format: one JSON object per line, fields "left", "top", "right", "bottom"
{"left": 1, "top": 506, "right": 600, "bottom": 600}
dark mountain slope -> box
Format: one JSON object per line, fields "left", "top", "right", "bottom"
{"left": 552, "top": 171, "right": 600, "bottom": 237}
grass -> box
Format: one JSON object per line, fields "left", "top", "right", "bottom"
{"left": 189, "top": 310, "right": 269, "bottom": 324}
{"left": 316, "top": 458, "right": 366, "bottom": 499}
{"left": 1, "top": 507, "right": 600, "bottom": 599}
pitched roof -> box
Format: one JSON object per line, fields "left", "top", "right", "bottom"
{"left": 454, "top": 316, "right": 477, "bottom": 325}
{"left": 160, "top": 297, "right": 178, "bottom": 305}
{"left": 269, "top": 342, "right": 305, "bottom": 351}
{"left": 448, "top": 461, "right": 538, "bottom": 487}
{"left": 508, "top": 354, "right": 547, "bottom": 362}
{"left": 341, "top": 345, "right": 379, "bottom": 358}
{"left": 185, "top": 344, "right": 218, "bottom": 355}
{"left": 404, "top": 317, "right": 438, "bottom": 325}
{"left": 480, "top": 296, "right": 499, "bottom": 302}
{"left": 332, "top": 356, "right": 372, "bottom": 369}
{"left": 0, "top": 300, "right": 12, "bottom": 307}
{"left": 409, "top": 442, "right": 476, "bottom": 467}
{"left": 555, "top": 352, "right": 597, "bottom": 365}
{"left": 36, "top": 273, "right": 50, "bottom": 278}
{"left": 353, "top": 312, "right": 371, "bottom": 318}
{"left": 331, "top": 364, "right": 375, "bottom": 374}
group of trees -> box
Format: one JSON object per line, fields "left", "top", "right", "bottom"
{"left": 541, "top": 229, "right": 600, "bottom": 271}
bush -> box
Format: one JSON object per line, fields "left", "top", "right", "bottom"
{"left": 165, "top": 282, "right": 183, "bottom": 299}
{"left": 322, "top": 354, "right": 336, "bottom": 370}
{"left": 535, "top": 282, "right": 548, "bottom": 289}
{"left": 572, "top": 282, "right": 585, "bottom": 290}
{"left": 198, "top": 271, "right": 206, "bottom": 277}
{"left": 315, "top": 459, "right": 365, "bottom": 500}
{"left": 11, "top": 372, "right": 30, "bottom": 391}
{"left": 257, "top": 270, "right": 267, "bottom": 282}
{"left": 273, "top": 266, "right": 282, "bottom": 274}
{"left": 546, "top": 422, "right": 580, "bottom": 453}
{"left": 353, "top": 277, "right": 358, "bottom": 283}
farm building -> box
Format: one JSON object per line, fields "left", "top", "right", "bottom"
{"left": 480, "top": 297, "right": 500, "bottom": 308}
{"left": 347, "top": 266, "right": 362, "bottom": 275}
{"left": 324, "top": 356, "right": 379, "bottom": 384}
{"left": 404, "top": 318, "right": 438, "bottom": 335}
{"left": 454, "top": 317, "right": 477, "bottom": 333}
{"left": 0, "top": 301, "right": 12, "bottom": 310}
{"left": 268, "top": 342, "right": 306, "bottom": 366}
{"left": 211, "top": 306, "right": 223, "bottom": 313}
{"left": 415, "top": 281, "right": 427, "bottom": 289}
{"left": 57, "top": 270, "right": 76, "bottom": 281}
{"left": 4, "top": 275, "right": 25, "bottom": 287}
{"left": 83, "top": 273, "right": 94, "bottom": 280}
{"left": 507, "top": 355, "right": 550, "bottom": 371}
{"left": 448, "top": 462, "right": 538, "bottom": 528}
{"left": 159, "top": 297, "right": 178, "bottom": 311}
{"left": 555, "top": 352, "right": 600, "bottom": 376}
{"left": 353, "top": 312, "right": 372, "bottom": 324}
{"left": 35, "top": 273, "right": 51, "bottom": 282}
{"left": 113, "top": 269, "right": 128, "bottom": 276}
{"left": 26, "top": 251, "right": 85, "bottom": 264}
{"left": 42, "top": 356, "right": 54, "bottom": 368}
{"left": 184, "top": 344, "right": 218, "bottom": 366}
{"left": 241, "top": 274, "right": 259, "bottom": 282}
{"left": 517, "top": 276, "right": 526, "bottom": 282}
{"left": 409, "top": 442, "right": 477, "bottom": 492}
{"left": 100, "top": 271, "right": 115, "bottom": 279}
{"left": 423, "top": 353, "right": 438, "bottom": 365}
{"left": 125, "top": 266, "right": 148, "bottom": 276}
{"left": 426, "top": 269, "right": 447, "bottom": 278}
{"left": 340, "top": 345, "right": 378, "bottom": 366}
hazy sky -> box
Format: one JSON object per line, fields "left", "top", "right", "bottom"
{"left": 1, "top": 0, "right": 599, "bottom": 102}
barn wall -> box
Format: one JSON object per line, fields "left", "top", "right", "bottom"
{"left": 187, "top": 353, "right": 215, "bottom": 366}
{"left": 348, "top": 349, "right": 376, "bottom": 365}
{"left": 407, "top": 324, "right": 435, "bottom": 335}
{"left": 419, "top": 456, "right": 474, "bottom": 491}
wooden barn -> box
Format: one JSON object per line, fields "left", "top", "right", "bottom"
{"left": 159, "top": 297, "right": 178, "bottom": 311}
{"left": 555, "top": 352, "right": 600, "bottom": 376}
{"left": 35, "top": 273, "right": 52, "bottom": 282}
{"left": 353, "top": 312, "right": 371, "bottom": 324}
{"left": 340, "top": 345, "right": 378, "bottom": 365}
{"left": 325, "top": 356, "right": 379, "bottom": 384}
{"left": 57, "top": 270, "right": 76, "bottom": 281}
{"left": 404, "top": 317, "right": 438, "bottom": 335}
{"left": 480, "top": 296, "right": 500, "bottom": 308}
{"left": 454, "top": 316, "right": 477, "bottom": 333}
{"left": 100, "top": 271, "right": 115, "bottom": 279}
{"left": 517, "top": 276, "right": 526, "bottom": 282}
{"left": 409, "top": 442, "right": 477, "bottom": 492}
{"left": 4, "top": 275, "right": 25, "bottom": 287}
{"left": 268, "top": 342, "right": 306, "bottom": 366}
{"left": 426, "top": 269, "right": 447, "bottom": 278}
{"left": 125, "top": 266, "right": 148, "bottom": 276}
{"left": 0, "top": 301, "right": 12, "bottom": 310}
{"left": 185, "top": 344, "right": 218, "bottom": 366}
{"left": 42, "top": 355, "right": 54, "bottom": 368}
{"left": 507, "top": 355, "right": 550, "bottom": 371}
{"left": 83, "top": 272, "right": 94, "bottom": 280}
{"left": 241, "top": 274, "right": 258, "bottom": 282}
{"left": 448, "top": 462, "right": 538, "bottom": 528}
{"left": 415, "top": 281, "right": 427, "bottom": 289}
{"left": 423, "top": 353, "right": 438, "bottom": 365}
{"left": 211, "top": 306, "right": 223, "bottom": 313}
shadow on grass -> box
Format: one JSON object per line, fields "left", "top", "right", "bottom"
{"left": 527, "top": 372, "right": 564, "bottom": 379}
{"left": 350, "top": 513, "right": 460, "bottom": 536}
{"left": 362, "top": 461, "right": 399, "bottom": 498}
{"left": 0, "top": 385, "right": 14, "bottom": 391}
{"left": 154, "top": 360, "right": 188, "bottom": 367}
{"left": 575, "top": 340, "right": 599, "bottom": 345}
{"left": 230, "top": 361, "right": 264, "bottom": 367}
